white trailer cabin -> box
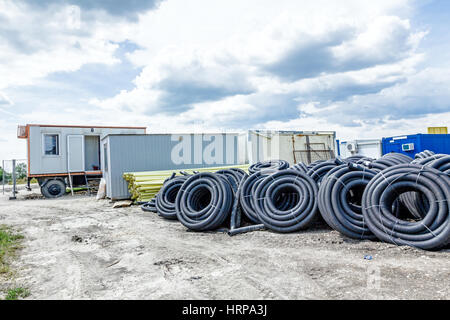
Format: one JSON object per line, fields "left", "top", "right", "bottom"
{"left": 17, "top": 124, "right": 146, "bottom": 198}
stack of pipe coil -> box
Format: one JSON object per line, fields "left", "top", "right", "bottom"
{"left": 138, "top": 153, "right": 449, "bottom": 250}
{"left": 362, "top": 164, "right": 449, "bottom": 250}
{"left": 318, "top": 162, "right": 378, "bottom": 240}
{"left": 248, "top": 160, "right": 290, "bottom": 174}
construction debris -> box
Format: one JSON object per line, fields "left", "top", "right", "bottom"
{"left": 113, "top": 200, "right": 133, "bottom": 208}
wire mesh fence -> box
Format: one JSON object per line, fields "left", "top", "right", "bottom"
{"left": 1, "top": 159, "right": 28, "bottom": 196}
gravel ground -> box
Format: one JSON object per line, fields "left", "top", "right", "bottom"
{"left": 0, "top": 189, "right": 449, "bottom": 300}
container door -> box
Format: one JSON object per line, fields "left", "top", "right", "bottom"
{"left": 67, "top": 135, "right": 85, "bottom": 172}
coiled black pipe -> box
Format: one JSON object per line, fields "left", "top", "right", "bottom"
{"left": 216, "top": 168, "right": 247, "bottom": 191}
{"left": 307, "top": 159, "right": 326, "bottom": 170}
{"left": 384, "top": 152, "right": 414, "bottom": 163}
{"left": 428, "top": 155, "right": 450, "bottom": 174}
{"left": 253, "top": 169, "right": 318, "bottom": 233}
{"left": 415, "top": 150, "right": 435, "bottom": 159}
{"left": 345, "top": 155, "right": 373, "bottom": 164}
{"left": 226, "top": 170, "right": 248, "bottom": 231}
{"left": 318, "top": 163, "right": 378, "bottom": 240}
{"left": 364, "top": 152, "right": 412, "bottom": 172}
{"left": 306, "top": 159, "right": 340, "bottom": 185}
{"left": 141, "top": 198, "right": 157, "bottom": 213}
{"left": 155, "top": 176, "right": 189, "bottom": 220}
{"left": 362, "top": 164, "right": 450, "bottom": 250}
{"left": 413, "top": 154, "right": 450, "bottom": 174}
{"left": 412, "top": 153, "right": 446, "bottom": 165}
{"left": 248, "top": 160, "right": 290, "bottom": 174}
{"left": 402, "top": 154, "right": 448, "bottom": 219}
{"left": 344, "top": 155, "right": 374, "bottom": 164}
{"left": 345, "top": 155, "right": 365, "bottom": 162}
{"left": 175, "top": 172, "right": 234, "bottom": 231}
{"left": 291, "top": 162, "right": 308, "bottom": 173}
{"left": 239, "top": 170, "right": 276, "bottom": 223}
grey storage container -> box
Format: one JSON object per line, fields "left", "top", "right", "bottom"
{"left": 101, "top": 133, "right": 244, "bottom": 200}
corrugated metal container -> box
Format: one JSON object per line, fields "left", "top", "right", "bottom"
{"left": 101, "top": 133, "right": 244, "bottom": 200}
{"left": 338, "top": 139, "right": 382, "bottom": 159}
{"left": 247, "top": 130, "right": 336, "bottom": 165}
{"left": 382, "top": 134, "right": 450, "bottom": 157}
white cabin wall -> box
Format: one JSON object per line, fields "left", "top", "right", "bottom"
{"left": 28, "top": 126, "right": 145, "bottom": 175}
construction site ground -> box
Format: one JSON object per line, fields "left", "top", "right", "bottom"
{"left": 0, "top": 188, "right": 448, "bottom": 300}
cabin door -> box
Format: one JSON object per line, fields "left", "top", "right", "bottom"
{"left": 67, "top": 135, "right": 85, "bottom": 172}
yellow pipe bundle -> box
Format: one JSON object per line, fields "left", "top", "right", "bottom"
{"left": 123, "top": 164, "right": 249, "bottom": 203}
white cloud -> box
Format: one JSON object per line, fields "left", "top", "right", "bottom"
{"left": 0, "top": 92, "right": 13, "bottom": 105}
{"left": 0, "top": 0, "right": 146, "bottom": 89}
{"left": 90, "top": 0, "right": 425, "bottom": 129}
{"left": 2, "top": 0, "right": 450, "bottom": 161}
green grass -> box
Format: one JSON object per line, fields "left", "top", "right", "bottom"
{"left": 0, "top": 226, "right": 29, "bottom": 300}
{"left": 4, "top": 288, "right": 30, "bottom": 300}
{"left": 0, "top": 226, "right": 24, "bottom": 275}
{"left": 6, "top": 178, "right": 38, "bottom": 185}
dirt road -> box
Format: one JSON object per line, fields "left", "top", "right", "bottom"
{"left": 0, "top": 191, "right": 448, "bottom": 300}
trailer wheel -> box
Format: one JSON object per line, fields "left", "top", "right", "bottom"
{"left": 41, "top": 179, "right": 66, "bottom": 198}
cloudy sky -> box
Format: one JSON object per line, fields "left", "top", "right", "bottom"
{"left": 0, "top": 0, "right": 449, "bottom": 159}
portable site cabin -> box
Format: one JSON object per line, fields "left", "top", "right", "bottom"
{"left": 337, "top": 139, "right": 382, "bottom": 159}
{"left": 381, "top": 134, "right": 450, "bottom": 157}
{"left": 247, "top": 130, "right": 337, "bottom": 165}
{"left": 17, "top": 124, "right": 146, "bottom": 198}
{"left": 101, "top": 133, "right": 245, "bottom": 200}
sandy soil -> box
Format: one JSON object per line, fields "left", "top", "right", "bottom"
{"left": 0, "top": 189, "right": 449, "bottom": 300}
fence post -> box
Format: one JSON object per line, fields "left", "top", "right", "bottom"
{"left": 2, "top": 160, "right": 4, "bottom": 195}
{"left": 9, "top": 159, "right": 16, "bottom": 200}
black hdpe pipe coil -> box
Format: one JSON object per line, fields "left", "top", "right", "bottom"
{"left": 239, "top": 170, "right": 276, "bottom": 224}
{"left": 383, "top": 152, "right": 414, "bottom": 163}
{"left": 225, "top": 169, "right": 265, "bottom": 236}
{"left": 248, "top": 160, "right": 290, "bottom": 174}
{"left": 318, "top": 163, "right": 378, "bottom": 240}
{"left": 155, "top": 176, "right": 189, "bottom": 220}
{"left": 225, "top": 170, "right": 246, "bottom": 231}
{"left": 419, "top": 155, "right": 450, "bottom": 174}
{"left": 216, "top": 168, "right": 247, "bottom": 192}
{"left": 362, "top": 164, "right": 450, "bottom": 250}
{"left": 401, "top": 155, "right": 450, "bottom": 219}
{"left": 364, "top": 152, "right": 412, "bottom": 172}
{"left": 141, "top": 198, "right": 157, "bottom": 213}
{"left": 306, "top": 158, "right": 343, "bottom": 185}
{"left": 291, "top": 162, "right": 308, "bottom": 173}
{"left": 345, "top": 155, "right": 366, "bottom": 162}
{"left": 345, "top": 155, "right": 374, "bottom": 164}
{"left": 253, "top": 169, "right": 318, "bottom": 233}
{"left": 175, "top": 172, "right": 234, "bottom": 231}
{"left": 412, "top": 153, "right": 446, "bottom": 165}
{"left": 307, "top": 159, "right": 326, "bottom": 169}
{"left": 415, "top": 150, "right": 435, "bottom": 159}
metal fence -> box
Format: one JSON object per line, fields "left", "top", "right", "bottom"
{"left": 1, "top": 159, "right": 27, "bottom": 199}
{"left": 294, "top": 142, "right": 335, "bottom": 164}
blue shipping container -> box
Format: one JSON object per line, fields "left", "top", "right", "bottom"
{"left": 382, "top": 134, "right": 450, "bottom": 157}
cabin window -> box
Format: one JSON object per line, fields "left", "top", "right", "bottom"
{"left": 43, "top": 134, "right": 59, "bottom": 155}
